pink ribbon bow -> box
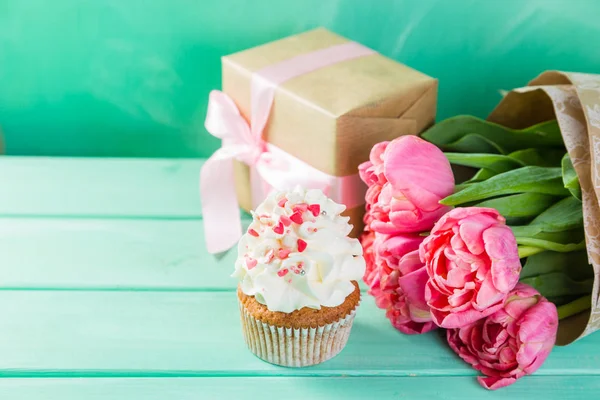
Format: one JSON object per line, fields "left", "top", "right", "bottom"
{"left": 201, "top": 42, "right": 374, "bottom": 254}
{"left": 201, "top": 91, "right": 333, "bottom": 253}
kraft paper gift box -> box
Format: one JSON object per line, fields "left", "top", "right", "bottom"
{"left": 488, "top": 71, "right": 600, "bottom": 345}
{"left": 202, "top": 28, "right": 437, "bottom": 253}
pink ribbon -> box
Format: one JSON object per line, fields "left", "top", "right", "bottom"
{"left": 201, "top": 42, "right": 374, "bottom": 254}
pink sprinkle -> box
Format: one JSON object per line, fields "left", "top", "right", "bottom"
{"left": 308, "top": 204, "right": 321, "bottom": 217}
{"left": 278, "top": 248, "right": 291, "bottom": 259}
{"left": 264, "top": 249, "right": 274, "bottom": 263}
{"left": 246, "top": 257, "right": 257, "bottom": 269}
{"left": 290, "top": 212, "right": 303, "bottom": 224}
{"left": 273, "top": 222, "right": 284, "bottom": 234}
{"left": 309, "top": 227, "right": 318, "bottom": 233}
{"left": 248, "top": 229, "right": 259, "bottom": 237}
{"left": 280, "top": 215, "right": 292, "bottom": 227}
{"left": 293, "top": 203, "right": 308, "bottom": 213}
{"left": 297, "top": 239, "right": 307, "bottom": 252}
{"left": 277, "top": 268, "right": 289, "bottom": 277}
{"left": 277, "top": 197, "right": 288, "bottom": 207}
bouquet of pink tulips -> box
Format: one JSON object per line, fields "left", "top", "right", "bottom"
{"left": 359, "top": 116, "right": 593, "bottom": 390}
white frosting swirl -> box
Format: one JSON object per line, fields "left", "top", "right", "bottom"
{"left": 232, "top": 187, "right": 365, "bottom": 313}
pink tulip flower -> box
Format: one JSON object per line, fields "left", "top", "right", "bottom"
{"left": 359, "top": 136, "right": 454, "bottom": 234}
{"left": 360, "top": 229, "right": 391, "bottom": 309}
{"left": 375, "top": 233, "right": 436, "bottom": 334}
{"left": 358, "top": 141, "right": 389, "bottom": 186}
{"left": 420, "top": 207, "right": 522, "bottom": 329}
{"left": 386, "top": 290, "right": 438, "bottom": 335}
{"left": 447, "top": 283, "right": 558, "bottom": 390}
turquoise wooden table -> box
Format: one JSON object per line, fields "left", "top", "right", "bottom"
{"left": 1, "top": 156, "right": 599, "bottom": 399}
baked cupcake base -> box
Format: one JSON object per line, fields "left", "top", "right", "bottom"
{"left": 237, "top": 282, "right": 361, "bottom": 367}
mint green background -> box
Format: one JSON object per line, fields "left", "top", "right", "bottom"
{"left": 0, "top": 0, "right": 598, "bottom": 158}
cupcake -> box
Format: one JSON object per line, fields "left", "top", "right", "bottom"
{"left": 233, "top": 187, "right": 366, "bottom": 367}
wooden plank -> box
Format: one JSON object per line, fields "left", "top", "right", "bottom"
{"left": 0, "top": 218, "right": 235, "bottom": 289}
{"left": 0, "top": 291, "right": 598, "bottom": 377}
{"left": 0, "top": 157, "right": 204, "bottom": 217}
{"left": 0, "top": 376, "right": 597, "bottom": 400}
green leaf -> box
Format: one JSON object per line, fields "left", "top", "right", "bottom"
{"left": 440, "top": 166, "right": 569, "bottom": 206}
{"left": 509, "top": 148, "right": 566, "bottom": 167}
{"left": 512, "top": 227, "right": 585, "bottom": 245}
{"left": 557, "top": 295, "right": 592, "bottom": 320}
{"left": 422, "top": 116, "right": 564, "bottom": 155}
{"left": 458, "top": 150, "right": 565, "bottom": 187}
{"left": 454, "top": 183, "right": 473, "bottom": 192}
{"left": 443, "top": 134, "right": 504, "bottom": 154}
{"left": 520, "top": 272, "right": 593, "bottom": 298}
{"left": 514, "top": 237, "right": 586, "bottom": 252}
{"left": 444, "top": 153, "right": 524, "bottom": 173}
{"left": 520, "top": 250, "right": 592, "bottom": 280}
{"left": 562, "top": 154, "right": 582, "bottom": 201}
{"left": 531, "top": 229, "right": 586, "bottom": 244}
{"left": 518, "top": 246, "right": 546, "bottom": 258}
{"left": 530, "top": 196, "right": 583, "bottom": 231}
{"left": 467, "top": 168, "right": 498, "bottom": 183}
{"left": 509, "top": 197, "right": 584, "bottom": 249}
{"left": 475, "top": 193, "right": 558, "bottom": 220}
{"left": 511, "top": 198, "right": 583, "bottom": 237}
{"left": 463, "top": 169, "right": 509, "bottom": 190}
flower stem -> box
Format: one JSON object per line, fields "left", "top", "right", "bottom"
{"left": 557, "top": 295, "right": 592, "bottom": 320}
{"left": 518, "top": 246, "right": 545, "bottom": 259}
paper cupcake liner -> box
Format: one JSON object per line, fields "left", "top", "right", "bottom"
{"left": 238, "top": 300, "right": 359, "bottom": 367}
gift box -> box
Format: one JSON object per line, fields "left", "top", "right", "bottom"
{"left": 201, "top": 28, "right": 437, "bottom": 253}
{"left": 488, "top": 71, "right": 600, "bottom": 345}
